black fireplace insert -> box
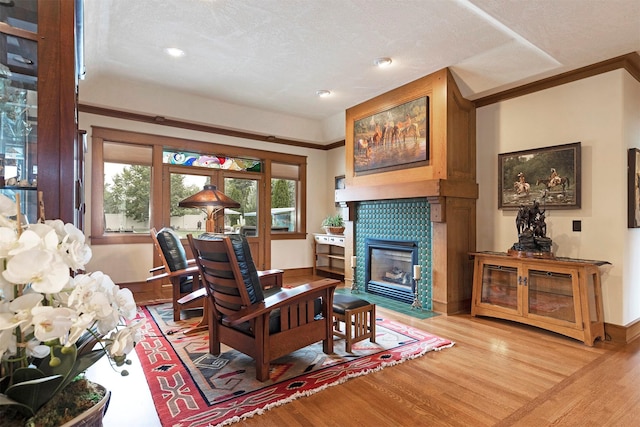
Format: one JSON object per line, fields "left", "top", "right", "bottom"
{"left": 364, "top": 238, "right": 418, "bottom": 304}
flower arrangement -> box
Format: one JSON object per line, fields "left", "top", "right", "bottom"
{"left": 0, "top": 194, "right": 143, "bottom": 422}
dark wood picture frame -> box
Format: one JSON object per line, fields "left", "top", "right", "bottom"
{"left": 498, "top": 142, "right": 581, "bottom": 210}
{"left": 628, "top": 148, "right": 640, "bottom": 228}
{"left": 353, "top": 96, "right": 429, "bottom": 175}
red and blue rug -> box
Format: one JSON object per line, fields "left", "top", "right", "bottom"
{"left": 135, "top": 303, "right": 454, "bottom": 427}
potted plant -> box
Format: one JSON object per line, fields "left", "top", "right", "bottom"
{"left": 322, "top": 213, "right": 345, "bottom": 235}
{"left": 0, "top": 194, "right": 144, "bottom": 426}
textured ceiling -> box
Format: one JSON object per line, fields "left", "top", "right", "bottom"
{"left": 82, "top": 0, "right": 640, "bottom": 122}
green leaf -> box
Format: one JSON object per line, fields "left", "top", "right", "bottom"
{"left": 5, "top": 375, "right": 64, "bottom": 414}
{"left": 75, "top": 329, "right": 101, "bottom": 356}
{"left": 0, "top": 392, "right": 35, "bottom": 417}
{"left": 11, "top": 367, "right": 45, "bottom": 385}
{"left": 38, "top": 345, "right": 77, "bottom": 378}
{"left": 58, "top": 350, "right": 106, "bottom": 393}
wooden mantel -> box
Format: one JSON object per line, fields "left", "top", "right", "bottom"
{"left": 341, "top": 68, "right": 477, "bottom": 315}
{"left": 336, "top": 179, "right": 477, "bottom": 223}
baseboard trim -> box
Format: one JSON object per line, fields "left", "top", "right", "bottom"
{"left": 605, "top": 320, "right": 640, "bottom": 345}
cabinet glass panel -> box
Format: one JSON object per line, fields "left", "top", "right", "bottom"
{"left": 586, "top": 272, "right": 598, "bottom": 321}
{"left": 0, "top": 1, "right": 38, "bottom": 32}
{"left": 0, "top": 30, "right": 37, "bottom": 223}
{"left": 480, "top": 264, "right": 518, "bottom": 310}
{"left": 528, "top": 270, "right": 575, "bottom": 323}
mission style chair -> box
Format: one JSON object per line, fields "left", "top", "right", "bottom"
{"left": 188, "top": 233, "right": 339, "bottom": 381}
{"left": 148, "top": 227, "right": 204, "bottom": 321}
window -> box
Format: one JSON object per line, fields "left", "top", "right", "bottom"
{"left": 271, "top": 162, "right": 303, "bottom": 235}
{"left": 224, "top": 177, "right": 259, "bottom": 236}
{"left": 91, "top": 127, "right": 307, "bottom": 245}
{"left": 166, "top": 171, "right": 209, "bottom": 238}
{"left": 102, "top": 142, "right": 152, "bottom": 234}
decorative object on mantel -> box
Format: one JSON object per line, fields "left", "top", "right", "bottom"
{"left": 351, "top": 255, "right": 359, "bottom": 293}
{"left": 411, "top": 265, "right": 423, "bottom": 310}
{"left": 0, "top": 193, "right": 143, "bottom": 426}
{"left": 509, "top": 200, "right": 553, "bottom": 258}
{"left": 321, "top": 213, "right": 345, "bottom": 235}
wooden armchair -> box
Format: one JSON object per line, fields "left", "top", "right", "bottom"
{"left": 148, "top": 227, "right": 203, "bottom": 321}
{"left": 188, "top": 233, "right": 339, "bottom": 381}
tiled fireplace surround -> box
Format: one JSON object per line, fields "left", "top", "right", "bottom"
{"left": 354, "top": 199, "right": 432, "bottom": 309}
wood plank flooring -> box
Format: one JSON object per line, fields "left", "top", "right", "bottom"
{"left": 91, "top": 277, "right": 640, "bottom": 426}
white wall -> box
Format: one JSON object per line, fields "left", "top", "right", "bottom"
{"left": 79, "top": 78, "right": 342, "bottom": 282}
{"left": 623, "top": 71, "right": 640, "bottom": 325}
{"left": 476, "top": 69, "right": 640, "bottom": 326}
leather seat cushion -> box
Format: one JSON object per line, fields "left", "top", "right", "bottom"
{"left": 157, "top": 228, "right": 189, "bottom": 271}
{"left": 333, "top": 294, "right": 372, "bottom": 315}
{"left": 198, "top": 233, "right": 265, "bottom": 304}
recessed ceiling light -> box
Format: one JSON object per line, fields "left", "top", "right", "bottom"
{"left": 373, "top": 57, "right": 393, "bottom": 67}
{"left": 164, "top": 47, "right": 185, "bottom": 58}
{"left": 316, "top": 90, "right": 331, "bottom": 97}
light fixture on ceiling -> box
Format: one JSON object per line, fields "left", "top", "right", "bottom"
{"left": 316, "top": 90, "right": 331, "bottom": 97}
{"left": 373, "top": 57, "right": 393, "bottom": 67}
{"left": 164, "top": 47, "right": 186, "bottom": 58}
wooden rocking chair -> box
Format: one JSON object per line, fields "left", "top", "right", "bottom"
{"left": 188, "top": 233, "right": 339, "bottom": 381}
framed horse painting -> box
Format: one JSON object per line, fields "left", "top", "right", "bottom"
{"left": 498, "top": 142, "right": 581, "bottom": 210}
{"left": 353, "top": 96, "right": 429, "bottom": 175}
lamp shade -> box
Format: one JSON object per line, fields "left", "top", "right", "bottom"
{"left": 178, "top": 185, "right": 241, "bottom": 210}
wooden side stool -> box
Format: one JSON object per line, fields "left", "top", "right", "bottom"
{"left": 332, "top": 294, "right": 376, "bottom": 352}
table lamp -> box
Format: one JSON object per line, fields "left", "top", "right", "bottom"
{"left": 178, "top": 184, "right": 241, "bottom": 233}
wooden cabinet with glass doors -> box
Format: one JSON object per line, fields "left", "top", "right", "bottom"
{"left": 470, "top": 252, "right": 608, "bottom": 346}
{"left": 0, "top": 0, "right": 81, "bottom": 225}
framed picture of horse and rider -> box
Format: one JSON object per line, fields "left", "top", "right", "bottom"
{"left": 353, "top": 96, "right": 429, "bottom": 175}
{"left": 498, "top": 142, "right": 581, "bottom": 210}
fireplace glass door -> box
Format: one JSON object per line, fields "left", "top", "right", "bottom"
{"left": 365, "top": 239, "right": 418, "bottom": 304}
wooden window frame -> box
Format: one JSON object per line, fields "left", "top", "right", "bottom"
{"left": 90, "top": 126, "right": 307, "bottom": 244}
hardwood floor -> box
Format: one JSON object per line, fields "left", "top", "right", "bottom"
{"left": 89, "top": 277, "right": 640, "bottom": 426}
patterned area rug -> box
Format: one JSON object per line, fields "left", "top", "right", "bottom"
{"left": 136, "top": 303, "right": 454, "bottom": 427}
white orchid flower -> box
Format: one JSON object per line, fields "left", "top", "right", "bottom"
{"left": 65, "top": 312, "right": 95, "bottom": 347}
{"left": 114, "top": 287, "right": 137, "bottom": 320}
{"left": 0, "top": 312, "right": 17, "bottom": 332}
{"left": 44, "top": 219, "right": 66, "bottom": 241}
{"left": 60, "top": 239, "right": 92, "bottom": 271}
{"left": 87, "top": 292, "right": 114, "bottom": 320}
{"left": 67, "top": 274, "right": 99, "bottom": 310}
{"left": 3, "top": 249, "right": 70, "bottom": 293}
{"left": 0, "top": 226, "right": 18, "bottom": 258}
{"left": 27, "top": 340, "right": 51, "bottom": 359}
{"left": 0, "top": 278, "right": 15, "bottom": 300}
{"left": 1, "top": 213, "right": 146, "bottom": 403}
{"left": 0, "top": 194, "right": 17, "bottom": 217}
{"left": 12, "top": 225, "right": 59, "bottom": 254}
{"left": 0, "top": 327, "right": 16, "bottom": 357}
{"left": 62, "top": 222, "right": 86, "bottom": 245}
{"left": 0, "top": 293, "right": 44, "bottom": 331}
{"left": 95, "top": 308, "right": 119, "bottom": 336}
{"left": 31, "top": 306, "right": 75, "bottom": 342}
{"left": 107, "top": 320, "right": 144, "bottom": 357}
{"left": 90, "top": 271, "right": 117, "bottom": 298}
